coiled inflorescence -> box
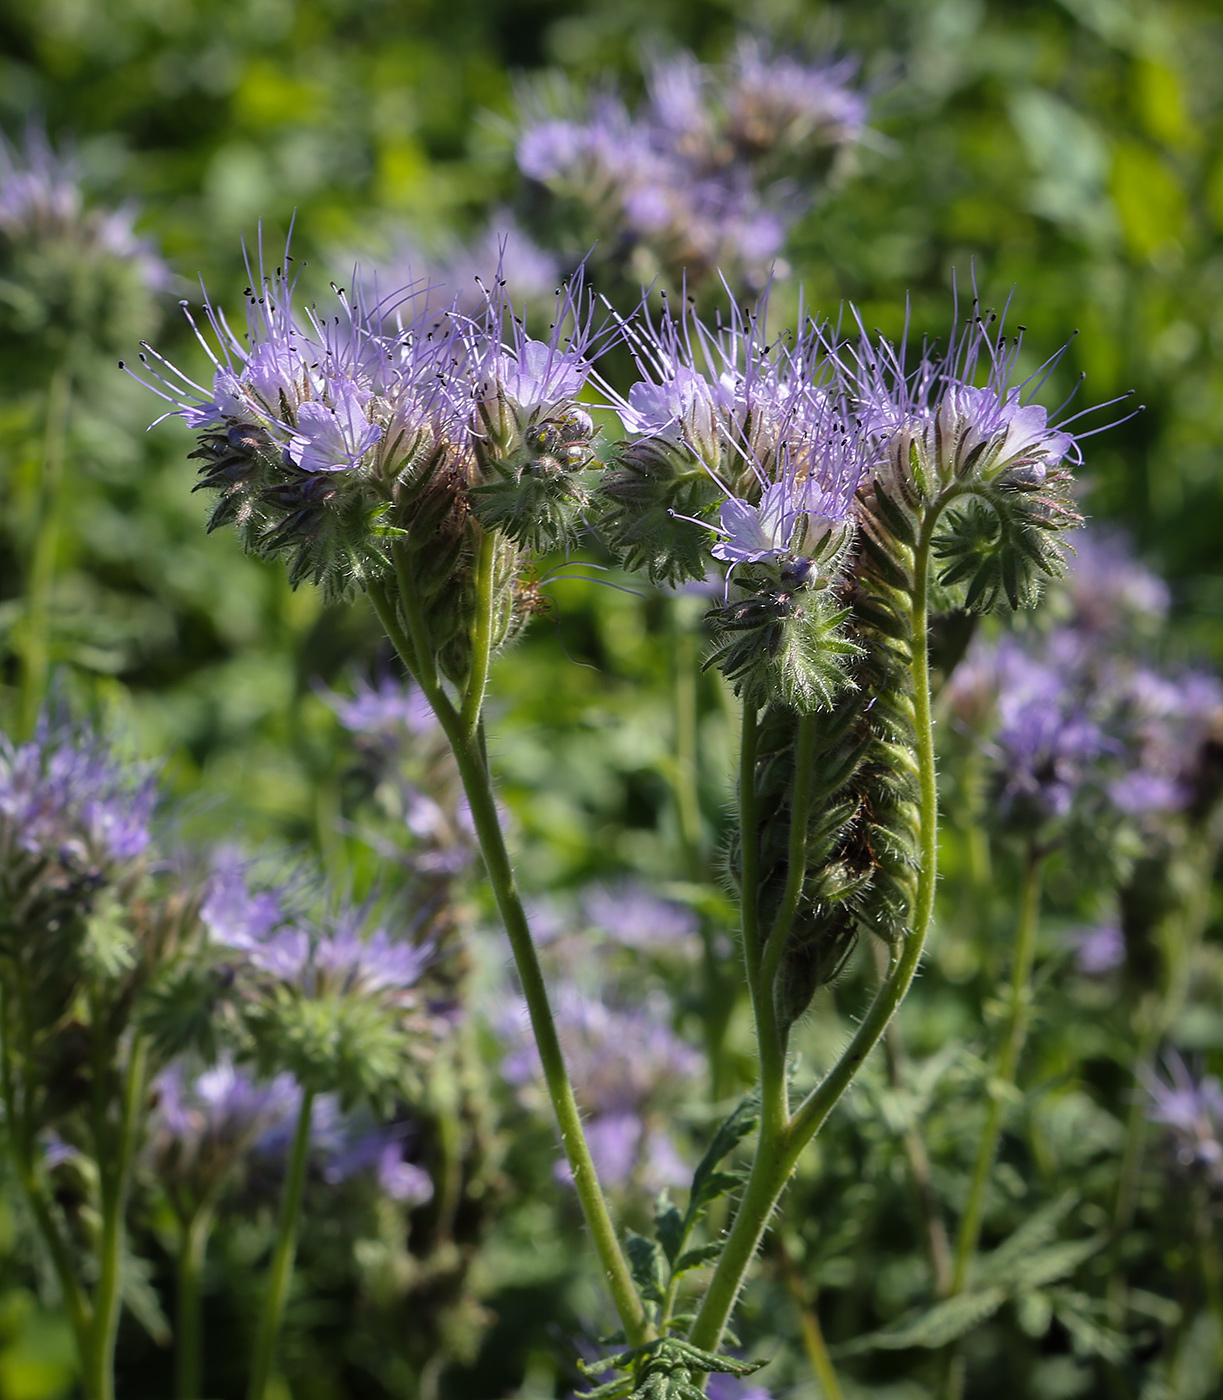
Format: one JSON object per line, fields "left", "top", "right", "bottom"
{"left": 130, "top": 243, "right": 615, "bottom": 688}
{"left": 599, "top": 289, "right": 1098, "bottom": 1028}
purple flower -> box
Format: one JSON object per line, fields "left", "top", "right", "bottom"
{"left": 0, "top": 712, "right": 157, "bottom": 872}
{"left": 148, "top": 1057, "right": 301, "bottom": 1203}
{"left": 1068, "top": 923, "right": 1124, "bottom": 975}
{"left": 1144, "top": 1051, "right": 1223, "bottom": 1188}
{"left": 501, "top": 986, "right": 700, "bottom": 1190}
{"left": 992, "top": 671, "right": 1109, "bottom": 826}
{"left": 287, "top": 379, "right": 383, "bottom": 473}
{"left": 838, "top": 284, "right": 1125, "bottom": 493}
{"left": 467, "top": 268, "right": 613, "bottom": 436}
{"left": 728, "top": 39, "right": 867, "bottom": 152}
{"left": 513, "top": 38, "right": 867, "bottom": 289}
{"left": 202, "top": 858, "right": 431, "bottom": 1004}
{"left": 612, "top": 291, "right": 867, "bottom": 575}
{"left": 131, "top": 237, "right": 464, "bottom": 485}
{"left": 0, "top": 124, "right": 172, "bottom": 294}
{"left": 320, "top": 1120, "right": 433, "bottom": 1205}
{"left": 581, "top": 881, "right": 698, "bottom": 949}
{"left": 1112, "top": 666, "right": 1223, "bottom": 819}
{"left": 320, "top": 672, "right": 435, "bottom": 740}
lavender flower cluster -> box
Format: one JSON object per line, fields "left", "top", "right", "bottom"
{"left": 946, "top": 529, "right": 1223, "bottom": 840}
{"left": 517, "top": 40, "right": 866, "bottom": 290}
{"left": 0, "top": 126, "right": 169, "bottom": 376}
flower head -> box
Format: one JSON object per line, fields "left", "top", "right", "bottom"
{"left": 1144, "top": 1051, "right": 1223, "bottom": 1190}
{"left": 514, "top": 39, "right": 867, "bottom": 291}
{"left": 0, "top": 712, "right": 157, "bottom": 875}
{"left": 0, "top": 125, "right": 170, "bottom": 375}
{"left": 148, "top": 1057, "right": 300, "bottom": 1207}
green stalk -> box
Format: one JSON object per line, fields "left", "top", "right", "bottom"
{"left": 175, "top": 1204, "right": 215, "bottom": 1400}
{"left": 688, "top": 515, "right": 942, "bottom": 1356}
{"left": 759, "top": 712, "right": 819, "bottom": 998}
{"left": 938, "top": 844, "right": 1044, "bottom": 1400}
{"left": 669, "top": 601, "right": 704, "bottom": 877}
{"left": 247, "top": 1086, "right": 316, "bottom": 1400}
{"left": 371, "top": 563, "right": 648, "bottom": 1348}
{"left": 737, "top": 703, "right": 762, "bottom": 985}
{"left": 18, "top": 365, "right": 72, "bottom": 739}
{"left": 460, "top": 529, "right": 496, "bottom": 739}
{"left": 88, "top": 1035, "right": 149, "bottom": 1400}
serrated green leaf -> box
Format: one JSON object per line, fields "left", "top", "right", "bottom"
{"left": 655, "top": 1196, "right": 685, "bottom": 1266}
{"left": 626, "top": 1232, "right": 666, "bottom": 1303}
{"left": 978, "top": 1191, "right": 1078, "bottom": 1284}
{"left": 674, "top": 1243, "right": 723, "bottom": 1275}
{"left": 688, "top": 1090, "right": 759, "bottom": 1219}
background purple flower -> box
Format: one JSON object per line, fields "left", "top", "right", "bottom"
{"left": 500, "top": 986, "right": 700, "bottom": 1190}
{"left": 581, "top": 881, "right": 698, "bottom": 949}
{"left": 0, "top": 713, "right": 157, "bottom": 871}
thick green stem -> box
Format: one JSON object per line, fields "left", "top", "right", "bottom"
{"left": 175, "top": 1205, "right": 215, "bottom": 1400}
{"left": 18, "top": 365, "right": 72, "bottom": 738}
{"left": 88, "top": 1035, "right": 149, "bottom": 1400}
{"left": 460, "top": 529, "right": 496, "bottom": 739}
{"left": 371, "top": 571, "right": 648, "bottom": 1348}
{"left": 247, "top": 1087, "right": 316, "bottom": 1400}
{"left": 738, "top": 703, "right": 762, "bottom": 985}
{"left": 446, "top": 723, "right": 648, "bottom": 1345}
{"left": 759, "top": 712, "right": 819, "bottom": 996}
{"left": 689, "top": 516, "right": 942, "bottom": 1357}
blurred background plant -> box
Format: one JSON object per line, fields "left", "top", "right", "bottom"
{"left": 0, "top": 0, "right": 1222, "bottom": 1397}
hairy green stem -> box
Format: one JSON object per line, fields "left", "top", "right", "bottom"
{"left": 738, "top": 703, "right": 762, "bottom": 985}
{"left": 689, "top": 518, "right": 943, "bottom": 1358}
{"left": 759, "top": 712, "right": 819, "bottom": 997}
{"left": 175, "top": 1205, "right": 215, "bottom": 1400}
{"left": 248, "top": 1086, "right": 316, "bottom": 1400}
{"left": 460, "top": 529, "right": 496, "bottom": 738}
{"left": 18, "top": 365, "right": 72, "bottom": 738}
{"left": 89, "top": 1035, "right": 149, "bottom": 1400}
{"left": 371, "top": 565, "right": 648, "bottom": 1348}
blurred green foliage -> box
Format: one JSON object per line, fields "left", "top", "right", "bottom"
{"left": 1, "top": 1, "right": 1222, "bottom": 1396}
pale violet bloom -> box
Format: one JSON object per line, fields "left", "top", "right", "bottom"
{"left": 618, "top": 365, "right": 729, "bottom": 447}
{"left": 489, "top": 338, "right": 588, "bottom": 414}
{"left": 287, "top": 380, "right": 383, "bottom": 473}
{"left": 712, "top": 483, "right": 803, "bottom": 564}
